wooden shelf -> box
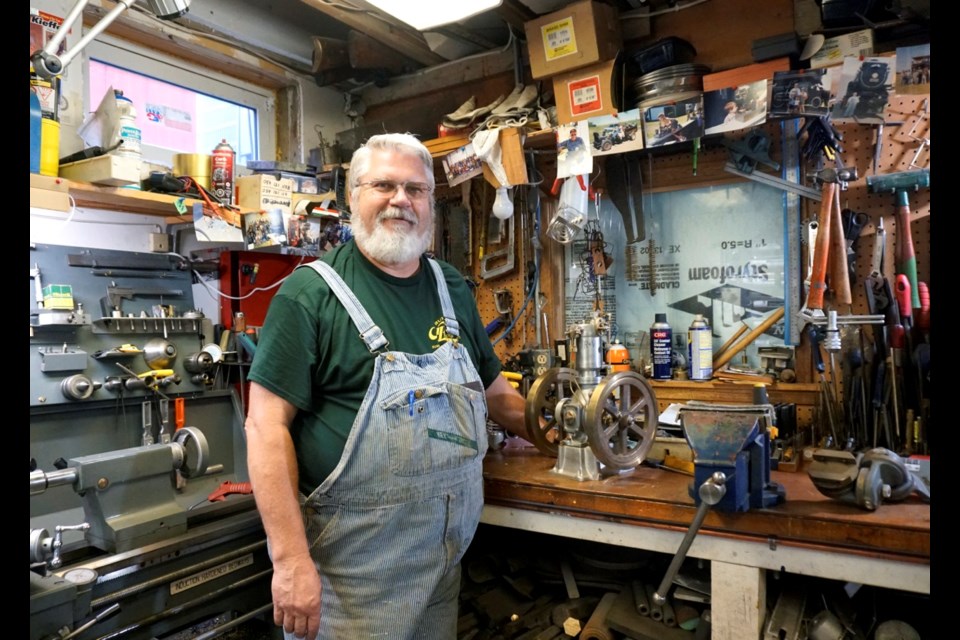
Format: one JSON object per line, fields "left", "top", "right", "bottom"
{"left": 29, "top": 173, "right": 252, "bottom": 225}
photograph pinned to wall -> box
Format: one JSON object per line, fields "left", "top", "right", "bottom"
{"left": 770, "top": 68, "right": 833, "bottom": 118}
{"left": 641, "top": 94, "right": 704, "bottom": 149}
{"left": 284, "top": 215, "right": 320, "bottom": 256}
{"left": 586, "top": 108, "right": 643, "bottom": 156}
{"left": 894, "top": 43, "right": 929, "bottom": 95}
{"left": 243, "top": 209, "right": 287, "bottom": 251}
{"left": 192, "top": 202, "right": 243, "bottom": 244}
{"left": 831, "top": 55, "right": 894, "bottom": 124}
{"left": 703, "top": 80, "right": 769, "bottom": 135}
{"left": 283, "top": 215, "right": 344, "bottom": 256}
{"left": 556, "top": 121, "right": 594, "bottom": 179}
{"left": 441, "top": 142, "right": 484, "bottom": 187}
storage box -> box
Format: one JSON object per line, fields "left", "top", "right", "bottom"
{"left": 809, "top": 28, "right": 874, "bottom": 69}
{"left": 751, "top": 32, "right": 801, "bottom": 63}
{"left": 42, "top": 284, "right": 74, "bottom": 310}
{"left": 552, "top": 56, "right": 623, "bottom": 125}
{"left": 524, "top": 0, "right": 621, "bottom": 80}
{"left": 236, "top": 174, "right": 295, "bottom": 216}
{"left": 58, "top": 154, "right": 141, "bottom": 187}
{"left": 251, "top": 170, "right": 319, "bottom": 194}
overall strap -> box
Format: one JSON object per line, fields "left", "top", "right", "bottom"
{"left": 427, "top": 258, "right": 460, "bottom": 339}
{"left": 299, "top": 261, "right": 389, "bottom": 353}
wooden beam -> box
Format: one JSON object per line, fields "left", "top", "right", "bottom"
{"left": 360, "top": 47, "right": 516, "bottom": 106}
{"left": 494, "top": 0, "right": 537, "bottom": 31}
{"left": 297, "top": 0, "right": 445, "bottom": 67}
{"left": 82, "top": 0, "right": 299, "bottom": 90}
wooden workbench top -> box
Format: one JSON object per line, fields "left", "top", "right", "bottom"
{"left": 482, "top": 447, "right": 930, "bottom": 563}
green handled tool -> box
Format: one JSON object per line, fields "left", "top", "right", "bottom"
{"left": 866, "top": 169, "right": 929, "bottom": 308}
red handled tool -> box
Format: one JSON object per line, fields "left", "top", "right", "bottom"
{"left": 866, "top": 169, "right": 930, "bottom": 309}
{"left": 894, "top": 274, "right": 913, "bottom": 330}
{"left": 189, "top": 481, "right": 253, "bottom": 510}
{"left": 174, "top": 397, "right": 185, "bottom": 431}
{"left": 207, "top": 481, "right": 253, "bottom": 502}
{"left": 915, "top": 282, "right": 929, "bottom": 334}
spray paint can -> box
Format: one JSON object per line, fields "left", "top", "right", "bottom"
{"left": 650, "top": 313, "right": 673, "bottom": 380}
{"left": 688, "top": 314, "right": 713, "bottom": 381}
{"left": 606, "top": 340, "right": 631, "bottom": 374}
{"left": 211, "top": 138, "right": 236, "bottom": 205}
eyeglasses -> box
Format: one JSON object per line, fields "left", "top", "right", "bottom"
{"left": 357, "top": 179, "right": 434, "bottom": 200}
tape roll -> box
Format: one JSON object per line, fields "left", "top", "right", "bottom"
{"left": 173, "top": 153, "right": 212, "bottom": 190}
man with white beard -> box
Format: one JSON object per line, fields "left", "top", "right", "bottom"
{"left": 245, "top": 133, "right": 530, "bottom": 640}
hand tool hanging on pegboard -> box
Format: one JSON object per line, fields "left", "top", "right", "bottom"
{"left": 866, "top": 168, "right": 930, "bottom": 309}
{"left": 840, "top": 208, "right": 868, "bottom": 287}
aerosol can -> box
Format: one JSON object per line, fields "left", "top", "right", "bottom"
{"left": 688, "top": 314, "right": 713, "bottom": 381}
{"left": 650, "top": 313, "right": 672, "bottom": 380}
{"left": 211, "top": 138, "right": 235, "bottom": 205}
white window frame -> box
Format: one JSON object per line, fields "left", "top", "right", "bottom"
{"left": 83, "top": 34, "right": 277, "bottom": 168}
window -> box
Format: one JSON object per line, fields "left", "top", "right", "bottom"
{"left": 83, "top": 35, "right": 275, "bottom": 168}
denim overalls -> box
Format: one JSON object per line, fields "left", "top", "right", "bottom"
{"left": 293, "top": 259, "right": 489, "bottom": 639}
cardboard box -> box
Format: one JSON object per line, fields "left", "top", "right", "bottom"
{"left": 236, "top": 174, "right": 295, "bottom": 216}
{"left": 552, "top": 56, "right": 623, "bottom": 125}
{"left": 251, "top": 170, "right": 319, "bottom": 194}
{"left": 42, "top": 284, "right": 74, "bottom": 310}
{"left": 809, "top": 28, "right": 874, "bottom": 69}
{"left": 58, "top": 154, "right": 141, "bottom": 187}
{"left": 524, "top": 0, "right": 621, "bottom": 79}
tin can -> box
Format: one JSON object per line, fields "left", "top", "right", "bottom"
{"left": 688, "top": 314, "right": 713, "bottom": 381}
{"left": 211, "top": 138, "right": 235, "bottom": 205}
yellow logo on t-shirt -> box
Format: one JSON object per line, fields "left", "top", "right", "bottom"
{"left": 429, "top": 317, "right": 458, "bottom": 348}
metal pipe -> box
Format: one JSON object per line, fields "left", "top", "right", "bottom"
{"left": 193, "top": 602, "right": 274, "bottom": 640}
{"left": 94, "top": 569, "right": 273, "bottom": 640}
{"left": 653, "top": 472, "right": 727, "bottom": 605}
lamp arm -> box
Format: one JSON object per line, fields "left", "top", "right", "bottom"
{"left": 31, "top": 0, "right": 136, "bottom": 79}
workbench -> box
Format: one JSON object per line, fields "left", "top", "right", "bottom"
{"left": 480, "top": 448, "right": 930, "bottom": 640}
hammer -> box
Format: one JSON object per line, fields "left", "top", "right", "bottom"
{"left": 866, "top": 169, "right": 930, "bottom": 308}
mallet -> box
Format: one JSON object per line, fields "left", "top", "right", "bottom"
{"left": 865, "top": 169, "right": 930, "bottom": 308}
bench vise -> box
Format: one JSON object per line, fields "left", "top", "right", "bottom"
{"left": 680, "top": 402, "right": 786, "bottom": 512}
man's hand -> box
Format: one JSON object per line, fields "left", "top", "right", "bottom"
{"left": 272, "top": 552, "right": 322, "bottom": 639}
{"left": 485, "top": 374, "right": 532, "bottom": 443}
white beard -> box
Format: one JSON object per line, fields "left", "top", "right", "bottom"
{"left": 352, "top": 206, "right": 433, "bottom": 265}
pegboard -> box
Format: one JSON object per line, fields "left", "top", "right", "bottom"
{"left": 432, "top": 167, "right": 561, "bottom": 365}
{"left": 830, "top": 93, "right": 931, "bottom": 316}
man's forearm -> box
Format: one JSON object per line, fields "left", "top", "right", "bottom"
{"left": 246, "top": 420, "right": 311, "bottom": 561}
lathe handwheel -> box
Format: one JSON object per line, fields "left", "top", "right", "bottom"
{"left": 174, "top": 426, "right": 210, "bottom": 478}
{"left": 524, "top": 367, "right": 580, "bottom": 457}
{"left": 584, "top": 370, "right": 658, "bottom": 470}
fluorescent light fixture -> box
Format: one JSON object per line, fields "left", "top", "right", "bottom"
{"left": 364, "top": 0, "right": 503, "bottom": 31}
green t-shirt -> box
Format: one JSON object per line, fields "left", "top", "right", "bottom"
{"left": 247, "top": 241, "right": 501, "bottom": 492}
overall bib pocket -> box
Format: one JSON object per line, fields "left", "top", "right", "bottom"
{"left": 381, "top": 382, "right": 486, "bottom": 476}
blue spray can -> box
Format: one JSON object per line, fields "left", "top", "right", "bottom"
{"left": 688, "top": 314, "right": 713, "bottom": 381}
{"left": 650, "top": 313, "right": 673, "bottom": 380}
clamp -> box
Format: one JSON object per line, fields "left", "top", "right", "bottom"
{"left": 807, "top": 447, "right": 930, "bottom": 510}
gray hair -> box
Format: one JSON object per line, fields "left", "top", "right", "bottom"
{"left": 349, "top": 133, "right": 435, "bottom": 204}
